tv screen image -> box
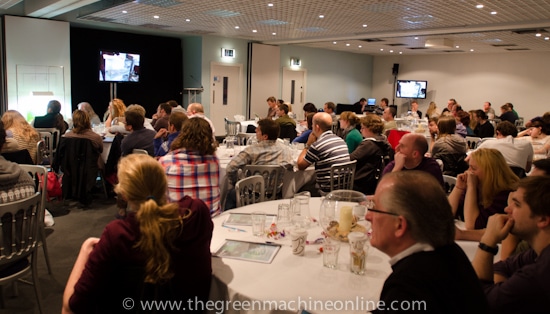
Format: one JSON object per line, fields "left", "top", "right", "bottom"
{"left": 396, "top": 80, "right": 427, "bottom": 99}
{"left": 99, "top": 51, "right": 140, "bottom": 82}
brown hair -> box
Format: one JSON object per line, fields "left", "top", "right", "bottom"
{"left": 339, "top": 111, "right": 360, "bottom": 125}
{"left": 71, "top": 109, "right": 91, "bottom": 134}
{"left": 1, "top": 110, "right": 40, "bottom": 142}
{"left": 437, "top": 116, "right": 456, "bottom": 137}
{"left": 360, "top": 114, "right": 384, "bottom": 135}
{"left": 171, "top": 118, "right": 216, "bottom": 155}
{"left": 169, "top": 112, "right": 188, "bottom": 132}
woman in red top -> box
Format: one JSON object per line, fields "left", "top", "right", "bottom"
{"left": 62, "top": 154, "right": 213, "bottom": 313}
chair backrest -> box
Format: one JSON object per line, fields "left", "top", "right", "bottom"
{"left": 235, "top": 175, "right": 265, "bottom": 207}
{"left": 243, "top": 165, "right": 285, "bottom": 201}
{"left": 278, "top": 123, "right": 298, "bottom": 141}
{"left": 465, "top": 136, "right": 481, "bottom": 150}
{"left": 36, "top": 139, "right": 46, "bottom": 165}
{"left": 18, "top": 165, "right": 48, "bottom": 224}
{"left": 36, "top": 128, "right": 60, "bottom": 154}
{"left": 132, "top": 149, "right": 149, "bottom": 155}
{"left": 330, "top": 160, "right": 357, "bottom": 191}
{"left": 38, "top": 131, "right": 54, "bottom": 166}
{"left": 224, "top": 117, "right": 241, "bottom": 137}
{"left": 0, "top": 192, "right": 41, "bottom": 264}
{"left": 515, "top": 117, "right": 524, "bottom": 127}
{"left": 442, "top": 175, "right": 457, "bottom": 194}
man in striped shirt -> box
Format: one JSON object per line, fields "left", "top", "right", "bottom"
{"left": 297, "top": 112, "right": 350, "bottom": 196}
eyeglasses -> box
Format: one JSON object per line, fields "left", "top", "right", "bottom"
{"left": 369, "top": 208, "right": 399, "bottom": 216}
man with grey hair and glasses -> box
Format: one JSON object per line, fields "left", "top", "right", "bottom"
{"left": 367, "top": 171, "right": 487, "bottom": 313}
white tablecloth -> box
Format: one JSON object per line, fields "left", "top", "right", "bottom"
{"left": 209, "top": 198, "right": 390, "bottom": 314}
{"left": 101, "top": 135, "right": 114, "bottom": 163}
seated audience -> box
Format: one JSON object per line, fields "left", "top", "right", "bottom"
{"left": 154, "top": 112, "right": 187, "bottom": 157}
{"left": 483, "top": 101, "right": 496, "bottom": 120}
{"left": 516, "top": 120, "right": 550, "bottom": 160}
{"left": 103, "top": 98, "right": 126, "bottom": 128}
{"left": 293, "top": 112, "right": 314, "bottom": 144}
{"left": 120, "top": 110, "right": 156, "bottom": 156}
{"left": 323, "top": 101, "right": 338, "bottom": 123}
{"left": 382, "top": 106, "right": 397, "bottom": 133}
{"left": 0, "top": 120, "right": 35, "bottom": 204}
{"left": 276, "top": 103, "right": 297, "bottom": 140}
{"left": 530, "top": 158, "right": 550, "bottom": 176}
{"left": 275, "top": 103, "right": 296, "bottom": 127}
{"left": 187, "top": 103, "right": 215, "bottom": 136}
{"left": 473, "top": 109, "right": 494, "bottom": 138}
{"left": 297, "top": 112, "right": 350, "bottom": 196}
{"left": 472, "top": 176, "right": 550, "bottom": 313}
{"left": 354, "top": 97, "right": 367, "bottom": 113}
{"left": 382, "top": 133, "right": 444, "bottom": 187}
{"left": 63, "top": 110, "right": 103, "bottom": 154}
{"left": 431, "top": 116, "right": 468, "bottom": 176}
{"left": 428, "top": 117, "right": 439, "bottom": 154}
{"left": 441, "top": 98, "right": 456, "bottom": 116}
{"left": 167, "top": 99, "right": 186, "bottom": 114}
{"left": 426, "top": 101, "right": 440, "bottom": 118}
{"left": 77, "top": 102, "right": 101, "bottom": 125}
{"left": 62, "top": 154, "right": 213, "bottom": 314}
{"left": 374, "top": 98, "right": 389, "bottom": 116}
{"left": 159, "top": 118, "right": 220, "bottom": 216}
{"left": 449, "top": 148, "right": 519, "bottom": 241}
{"left": 109, "top": 104, "right": 154, "bottom": 135}
{"left": 338, "top": 111, "right": 362, "bottom": 153}
{"left": 151, "top": 102, "right": 172, "bottom": 131}
{"left": 1, "top": 110, "right": 41, "bottom": 163}
{"left": 409, "top": 100, "right": 422, "bottom": 118}
{"left": 478, "top": 121, "right": 533, "bottom": 176}
{"left": 456, "top": 110, "right": 475, "bottom": 136}
{"left": 350, "top": 114, "right": 393, "bottom": 195}
{"left": 499, "top": 103, "right": 517, "bottom": 124}
{"left": 33, "top": 99, "right": 68, "bottom": 134}
{"left": 225, "top": 119, "right": 293, "bottom": 209}
{"left": 266, "top": 96, "right": 278, "bottom": 119}
{"left": 368, "top": 171, "right": 488, "bottom": 313}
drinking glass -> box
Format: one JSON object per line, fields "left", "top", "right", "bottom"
{"left": 251, "top": 212, "right": 266, "bottom": 237}
{"left": 322, "top": 238, "right": 340, "bottom": 269}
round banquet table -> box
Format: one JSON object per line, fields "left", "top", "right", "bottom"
{"left": 208, "top": 198, "right": 498, "bottom": 313}
{"left": 208, "top": 198, "right": 391, "bottom": 314}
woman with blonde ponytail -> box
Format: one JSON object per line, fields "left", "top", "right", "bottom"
{"left": 62, "top": 154, "right": 213, "bottom": 314}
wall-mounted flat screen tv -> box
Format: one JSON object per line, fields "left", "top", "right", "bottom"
{"left": 99, "top": 50, "right": 140, "bottom": 82}
{"left": 396, "top": 80, "right": 427, "bottom": 99}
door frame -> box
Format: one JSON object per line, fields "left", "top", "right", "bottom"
{"left": 282, "top": 67, "right": 307, "bottom": 119}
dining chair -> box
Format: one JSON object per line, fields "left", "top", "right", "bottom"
{"left": 35, "top": 128, "right": 60, "bottom": 158}
{"left": 0, "top": 192, "right": 44, "bottom": 313}
{"left": 465, "top": 136, "right": 481, "bottom": 150}
{"left": 442, "top": 175, "right": 457, "bottom": 194}
{"left": 38, "top": 131, "right": 54, "bottom": 167}
{"left": 132, "top": 149, "right": 149, "bottom": 155}
{"left": 18, "top": 165, "right": 53, "bottom": 275}
{"left": 36, "top": 139, "right": 46, "bottom": 166}
{"left": 235, "top": 175, "right": 265, "bottom": 207}
{"left": 243, "top": 165, "right": 285, "bottom": 201}
{"left": 330, "top": 160, "right": 357, "bottom": 191}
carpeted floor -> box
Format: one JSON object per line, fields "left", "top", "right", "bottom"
{"left": 0, "top": 196, "right": 118, "bottom": 314}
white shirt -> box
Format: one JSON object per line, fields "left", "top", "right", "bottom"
{"left": 389, "top": 242, "right": 434, "bottom": 266}
{"left": 478, "top": 136, "right": 534, "bottom": 169}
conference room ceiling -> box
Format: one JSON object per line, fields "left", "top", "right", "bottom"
{"left": 5, "top": 0, "right": 550, "bottom": 55}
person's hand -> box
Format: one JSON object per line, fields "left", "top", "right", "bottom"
{"left": 152, "top": 113, "right": 159, "bottom": 120}
{"left": 392, "top": 152, "right": 406, "bottom": 171}
{"left": 466, "top": 171, "right": 478, "bottom": 189}
{"left": 154, "top": 128, "right": 168, "bottom": 139}
{"left": 481, "top": 214, "right": 513, "bottom": 246}
{"left": 456, "top": 172, "right": 468, "bottom": 190}
{"left": 306, "top": 132, "right": 317, "bottom": 147}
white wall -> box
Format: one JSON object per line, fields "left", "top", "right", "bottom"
{"left": 4, "top": 15, "right": 71, "bottom": 120}
{"left": 373, "top": 52, "right": 550, "bottom": 120}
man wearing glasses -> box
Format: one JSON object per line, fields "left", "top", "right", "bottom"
{"left": 367, "top": 171, "right": 487, "bottom": 313}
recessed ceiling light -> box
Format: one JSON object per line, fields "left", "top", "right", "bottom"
{"left": 390, "top": 50, "right": 394, "bottom": 53}
{"left": 358, "top": 45, "right": 362, "bottom": 48}
{"left": 185, "top": 19, "right": 190, "bottom": 22}
{"left": 399, "top": 52, "right": 403, "bottom": 54}
{"left": 545, "top": 37, "right": 550, "bottom": 40}
{"left": 476, "top": 4, "right": 484, "bottom": 9}
{"left": 491, "top": 11, "right": 497, "bottom": 15}
{"left": 414, "top": 37, "right": 419, "bottom": 40}
{"left": 362, "top": 24, "right": 367, "bottom": 28}
{"left": 470, "top": 49, "right": 475, "bottom": 52}
{"left": 268, "top": 3, "right": 273, "bottom": 7}
{"left": 319, "top": 14, "right": 324, "bottom": 18}
{"left": 346, "top": 43, "right": 350, "bottom": 46}
{"left": 536, "top": 33, "right": 542, "bottom": 37}
{"left": 122, "top": 10, "right": 127, "bottom": 14}
{"left": 235, "top": 26, "right": 240, "bottom": 29}
{"left": 272, "top": 32, "right": 276, "bottom": 35}
{"left": 333, "top": 41, "right": 337, "bottom": 44}
{"left": 252, "top": 30, "right": 257, "bottom": 33}
{"left": 455, "top": 45, "right": 460, "bottom": 48}
{"left": 153, "top": 15, "right": 159, "bottom": 19}
{"left": 380, "top": 48, "right": 384, "bottom": 51}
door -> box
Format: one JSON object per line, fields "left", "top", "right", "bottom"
{"left": 282, "top": 67, "right": 307, "bottom": 121}
{"left": 210, "top": 63, "right": 243, "bottom": 135}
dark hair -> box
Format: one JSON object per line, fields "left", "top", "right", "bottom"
{"left": 125, "top": 110, "right": 144, "bottom": 130}
{"left": 437, "top": 116, "right": 456, "bottom": 136}
{"left": 171, "top": 118, "right": 216, "bottom": 155}
{"left": 476, "top": 109, "right": 487, "bottom": 120}
{"left": 266, "top": 96, "right": 276, "bottom": 103}
{"left": 169, "top": 112, "right": 188, "bottom": 132}
{"left": 388, "top": 106, "right": 397, "bottom": 118}
{"left": 159, "top": 103, "right": 172, "bottom": 114}
{"left": 532, "top": 159, "right": 550, "bottom": 175}
{"left": 518, "top": 176, "right": 550, "bottom": 217}
{"left": 456, "top": 110, "right": 470, "bottom": 126}
{"left": 279, "top": 104, "right": 289, "bottom": 114}
{"left": 47, "top": 100, "right": 62, "bottom": 114}
{"left": 166, "top": 100, "right": 179, "bottom": 108}
{"left": 360, "top": 98, "right": 366, "bottom": 102}
{"left": 306, "top": 112, "right": 315, "bottom": 130}
{"left": 324, "top": 102, "right": 336, "bottom": 112}
{"left": 496, "top": 121, "right": 518, "bottom": 137}
{"left": 380, "top": 171, "right": 455, "bottom": 247}
{"left": 0, "top": 120, "right": 6, "bottom": 149}
{"left": 501, "top": 104, "right": 510, "bottom": 111}
{"left": 72, "top": 109, "right": 91, "bottom": 134}
{"left": 258, "top": 118, "right": 280, "bottom": 140}
{"left": 361, "top": 114, "right": 384, "bottom": 135}
{"left": 277, "top": 99, "right": 285, "bottom": 105}
{"left": 381, "top": 98, "right": 389, "bottom": 105}
{"left": 303, "top": 103, "right": 317, "bottom": 114}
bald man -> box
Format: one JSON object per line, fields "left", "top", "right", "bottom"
{"left": 382, "top": 133, "right": 444, "bottom": 187}
{"left": 297, "top": 112, "right": 350, "bottom": 195}
{"left": 187, "top": 103, "right": 215, "bottom": 135}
